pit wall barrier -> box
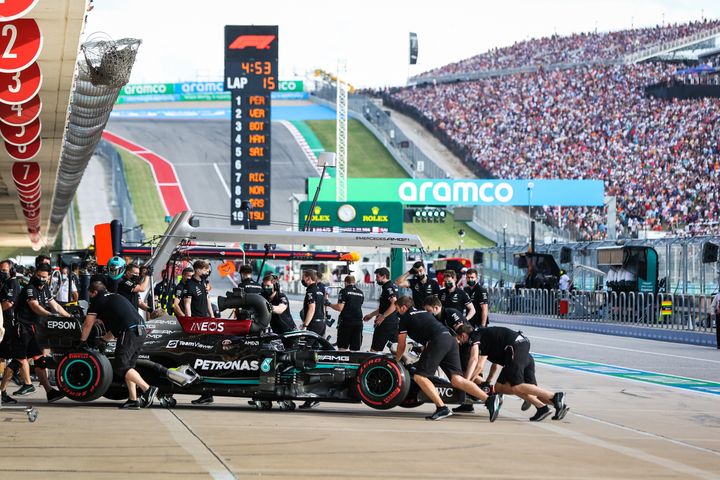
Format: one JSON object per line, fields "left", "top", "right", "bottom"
{"left": 489, "top": 287, "right": 717, "bottom": 347}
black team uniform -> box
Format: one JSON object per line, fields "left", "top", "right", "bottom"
{"left": 0, "top": 275, "right": 19, "bottom": 360}
{"left": 336, "top": 284, "right": 364, "bottom": 350}
{"left": 399, "top": 307, "right": 462, "bottom": 378}
{"left": 184, "top": 278, "right": 210, "bottom": 317}
{"left": 88, "top": 292, "right": 147, "bottom": 380}
{"left": 408, "top": 276, "right": 440, "bottom": 309}
{"left": 302, "top": 282, "right": 325, "bottom": 336}
{"left": 465, "top": 282, "right": 489, "bottom": 327}
{"left": 268, "top": 291, "right": 296, "bottom": 334}
{"left": 371, "top": 280, "right": 399, "bottom": 351}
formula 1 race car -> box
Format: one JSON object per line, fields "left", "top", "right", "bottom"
{"left": 35, "top": 291, "right": 416, "bottom": 410}
{"left": 36, "top": 290, "right": 477, "bottom": 411}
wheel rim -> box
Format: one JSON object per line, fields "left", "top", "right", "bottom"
{"left": 62, "top": 359, "right": 94, "bottom": 390}
{"left": 362, "top": 366, "right": 395, "bottom": 397}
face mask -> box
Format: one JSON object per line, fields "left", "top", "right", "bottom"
{"left": 0, "top": 271, "right": 7, "bottom": 282}
{"left": 467, "top": 280, "right": 477, "bottom": 287}
{"left": 301, "top": 279, "right": 308, "bottom": 287}
{"left": 35, "top": 276, "right": 48, "bottom": 286}
{"left": 262, "top": 286, "right": 274, "bottom": 296}
{"left": 376, "top": 279, "right": 384, "bottom": 286}
{"left": 444, "top": 281, "right": 454, "bottom": 289}
{"left": 131, "top": 275, "right": 141, "bottom": 283}
{"left": 416, "top": 273, "right": 425, "bottom": 281}
{"left": 200, "top": 273, "right": 210, "bottom": 281}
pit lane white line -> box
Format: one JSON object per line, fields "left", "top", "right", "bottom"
{"left": 213, "top": 162, "right": 231, "bottom": 198}
{"left": 527, "top": 418, "right": 719, "bottom": 479}
{"left": 530, "top": 335, "right": 720, "bottom": 364}
{"left": 153, "top": 409, "right": 236, "bottom": 480}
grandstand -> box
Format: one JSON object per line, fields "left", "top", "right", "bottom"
{"left": 385, "top": 19, "right": 720, "bottom": 240}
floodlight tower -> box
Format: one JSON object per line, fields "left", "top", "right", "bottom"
{"left": 336, "top": 59, "right": 348, "bottom": 202}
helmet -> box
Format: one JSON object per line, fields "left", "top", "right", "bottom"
{"left": 107, "top": 256, "right": 126, "bottom": 280}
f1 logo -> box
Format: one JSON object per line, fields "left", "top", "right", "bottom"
{"left": 229, "top": 35, "right": 275, "bottom": 50}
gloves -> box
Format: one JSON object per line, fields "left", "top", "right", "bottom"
{"left": 78, "top": 341, "right": 90, "bottom": 351}
{"left": 323, "top": 299, "right": 331, "bottom": 307}
{"left": 479, "top": 381, "right": 495, "bottom": 395}
{"left": 143, "top": 266, "right": 154, "bottom": 276}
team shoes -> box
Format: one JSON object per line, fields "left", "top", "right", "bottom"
{"left": 430, "top": 392, "right": 569, "bottom": 422}
{"left": 426, "top": 393, "right": 502, "bottom": 421}
{"left": 118, "top": 385, "right": 159, "bottom": 410}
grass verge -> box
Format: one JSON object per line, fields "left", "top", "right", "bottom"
{"left": 304, "top": 119, "right": 494, "bottom": 249}
{"left": 305, "top": 119, "right": 407, "bottom": 178}
{"left": 116, "top": 147, "right": 168, "bottom": 239}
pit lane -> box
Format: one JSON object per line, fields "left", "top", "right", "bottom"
{"left": 3, "top": 303, "right": 719, "bottom": 479}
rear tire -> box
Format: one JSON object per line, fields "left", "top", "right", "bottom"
{"left": 355, "top": 356, "right": 410, "bottom": 410}
{"left": 55, "top": 350, "right": 113, "bottom": 402}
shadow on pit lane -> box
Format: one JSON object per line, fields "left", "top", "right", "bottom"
{"left": 23, "top": 399, "right": 475, "bottom": 421}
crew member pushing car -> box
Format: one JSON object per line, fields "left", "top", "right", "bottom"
{"left": 79, "top": 281, "right": 158, "bottom": 409}
{"left": 395, "top": 296, "right": 501, "bottom": 422}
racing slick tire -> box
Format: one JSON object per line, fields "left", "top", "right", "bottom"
{"left": 355, "top": 356, "right": 410, "bottom": 410}
{"left": 55, "top": 350, "right": 113, "bottom": 402}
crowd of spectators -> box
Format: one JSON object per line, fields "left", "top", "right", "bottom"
{"left": 386, "top": 62, "right": 720, "bottom": 239}
{"left": 417, "top": 19, "right": 720, "bottom": 79}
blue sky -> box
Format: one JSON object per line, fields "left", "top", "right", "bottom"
{"left": 85, "top": 0, "right": 720, "bottom": 88}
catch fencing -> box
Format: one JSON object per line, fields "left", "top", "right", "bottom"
{"left": 490, "top": 287, "right": 717, "bottom": 334}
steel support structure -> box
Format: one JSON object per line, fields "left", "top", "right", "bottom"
{"left": 336, "top": 59, "right": 348, "bottom": 202}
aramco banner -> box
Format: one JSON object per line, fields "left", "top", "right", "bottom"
{"left": 116, "top": 81, "right": 306, "bottom": 103}
{"left": 306, "top": 178, "right": 605, "bottom": 206}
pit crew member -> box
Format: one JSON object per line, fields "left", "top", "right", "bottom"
{"left": 328, "top": 275, "right": 364, "bottom": 350}
{"left": 363, "top": 268, "right": 399, "bottom": 352}
{"left": 395, "top": 296, "right": 501, "bottom": 421}
{"left": 80, "top": 281, "right": 158, "bottom": 409}
{"left": 456, "top": 324, "right": 569, "bottom": 421}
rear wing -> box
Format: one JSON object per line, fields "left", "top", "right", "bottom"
{"left": 148, "top": 211, "right": 424, "bottom": 281}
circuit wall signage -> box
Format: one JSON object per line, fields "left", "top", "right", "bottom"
{"left": 307, "top": 178, "right": 605, "bottom": 206}
{"left": 224, "top": 25, "right": 278, "bottom": 226}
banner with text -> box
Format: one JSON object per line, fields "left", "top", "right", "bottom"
{"left": 306, "top": 178, "right": 605, "bottom": 206}
{"left": 116, "top": 80, "right": 304, "bottom": 103}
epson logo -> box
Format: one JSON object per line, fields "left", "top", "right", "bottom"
{"left": 437, "top": 387, "right": 454, "bottom": 397}
{"left": 47, "top": 320, "right": 78, "bottom": 330}
{"left": 317, "top": 355, "right": 350, "bottom": 362}
{"left": 190, "top": 321, "right": 225, "bottom": 333}
{"left": 193, "top": 359, "right": 259, "bottom": 371}
{"left": 398, "top": 181, "right": 513, "bottom": 204}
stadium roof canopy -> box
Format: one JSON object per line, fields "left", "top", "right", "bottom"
{"left": 0, "top": 0, "right": 86, "bottom": 248}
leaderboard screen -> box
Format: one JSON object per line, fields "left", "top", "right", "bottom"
{"left": 224, "top": 25, "right": 278, "bottom": 226}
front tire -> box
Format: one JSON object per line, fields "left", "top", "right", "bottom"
{"left": 355, "top": 356, "right": 410, "bottom": 410}
{"left": 55, "top": 350, "right": 113, "bottom": 402}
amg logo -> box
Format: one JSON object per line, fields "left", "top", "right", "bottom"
{"left": 437, "top": 387, "right": 454, "bottom": 397}
{"left": 194, "top": 359, "right": 259, "bottom": 371}
{"left": 317, "top": 354, "right": 350, "bottom": 362}
{"left": 189, "top": 321, "right": 225, "bottom": 333}
{"left": 47, "top": 320, "right": 78, "bottom": 330}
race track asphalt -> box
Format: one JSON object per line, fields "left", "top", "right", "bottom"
{"left": 106, "top": 119, "right": 318, "bottom": 230}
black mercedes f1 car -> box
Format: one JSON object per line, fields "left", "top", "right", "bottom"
{"left": 35, "top": 291, "right": 476, "bottom": 411}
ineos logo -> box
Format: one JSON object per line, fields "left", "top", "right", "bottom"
{"left": 189, "top": 321, "right": 225, "bottom": 333}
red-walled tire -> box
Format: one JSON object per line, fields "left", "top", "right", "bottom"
{"left": 355, "top": 356, "right": 410, "bottom": 410}
{"left": 55, "top": 350, "right": 112, "bottom": 402}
